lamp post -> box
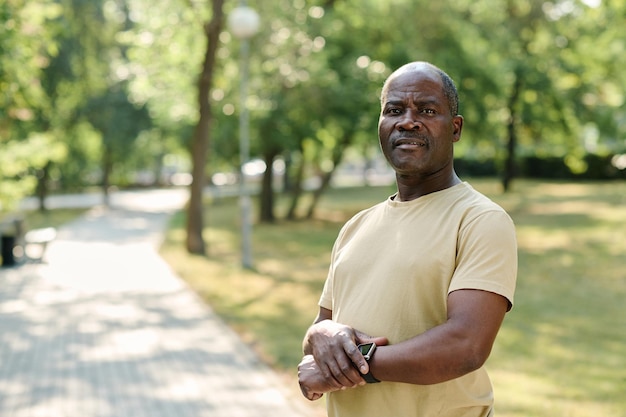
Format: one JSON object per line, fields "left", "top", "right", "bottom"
{"left": 228, "top": 3, "right": 260, "bottom": 269}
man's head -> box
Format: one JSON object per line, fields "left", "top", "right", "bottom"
{"left": 378, "top": 62, "right": 464, "bottom": 182}
{"left": 381, "top": 62, "right": 459, "bottom": 116}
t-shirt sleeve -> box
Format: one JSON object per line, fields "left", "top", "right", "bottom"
{"left": 318, "top": 274, "right": 333, "bottom": 311}
{"left": 318, "top": 226, "right": 346, "bottom": 311}
{"left": 449, "top": 209, "right": 518, "bottom": 310}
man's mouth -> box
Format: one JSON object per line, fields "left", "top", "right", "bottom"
{"left": 393, "top": 137, "right": 428, "bottom": 149}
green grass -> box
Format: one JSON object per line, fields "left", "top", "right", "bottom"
{"left": 21, "top": 208, "right": 89, "bottom": 230}
{"left": 0, "top": 208, "right": 88, "bottom": 238}
{"left": 160, "top": 179, "right": 626, "bottom": 417}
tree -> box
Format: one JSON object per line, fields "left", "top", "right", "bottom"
{"left": 185, "top": 0, "right": 225, "bottom": 255}
{"left": 0, "top": 0, "right": 64, "bottom": 212}
{"left": 454, "top": 0, "right": 626, "bottom": 190}
{"left": 84, "top": 85, "right": 151, "bottom": 204}
{"left": 248, "top": 0, "right": 493, "bottom": 219}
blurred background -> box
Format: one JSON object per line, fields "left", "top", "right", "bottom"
{"left": 1, "top": 0, "right": 624, "bottom": 216}
{"left": 1, "top": 1, "right": 625, "bottom": 416}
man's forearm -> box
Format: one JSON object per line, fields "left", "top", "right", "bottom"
{"left": 368, "top": 325, "right": 485, "bottom": 385}
{"left": 369, "top": 290, "right": 508, "bottom": 385}
{"left": 303, "top": 307, "right": 335, "bottom": 355}
{"left": 302, "top": 320, "right": 330, "bottom": 355}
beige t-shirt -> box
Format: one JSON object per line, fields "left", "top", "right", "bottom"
{"left": 319, "top": 182, "right": 517, "bottom": 417}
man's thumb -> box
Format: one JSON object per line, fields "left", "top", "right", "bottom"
{"left": 355, "top": 333, "right": 388, "bottom": 346}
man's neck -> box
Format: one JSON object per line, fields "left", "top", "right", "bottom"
{"left": 394, "top": 172, "right": 461, "bottom": 202}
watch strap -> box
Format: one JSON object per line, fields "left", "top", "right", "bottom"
{"left": 360, "top": 369, "right": 380, "bottom": 383}
{"left": 357, "top": 343, "right": 380, "bottom": 383}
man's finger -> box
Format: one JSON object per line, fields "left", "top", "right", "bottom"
{"left": 344, "top": 340, "right": 369, "bottom": 374}
{"left": 323, "top": 357, "right": 362, "bottom": 387}
{"left": 354, "top": 331, "right": 389, "bottom": 347}
{"left": 309, "top": 392, "right": 323, "bottom": 401}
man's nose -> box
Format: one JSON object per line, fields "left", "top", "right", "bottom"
{"left": 397, "top": 110, "right": 422, "bottom": 131}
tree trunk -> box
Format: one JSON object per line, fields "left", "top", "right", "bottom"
{"left": 286, "top": 147, "right": 305, "bottom": 220}
{"left": 185, "top": 0, "right": 224, "bottom": 255}
{"left": 305, "top": 133, "right": 352, "bottom": 219}
{"left": 36, "top": 162, "right": 51, "bottom": 212}
{"left": 305, "top": 169, "right": 333, "bottom": 219}
{"left": 259, "top": 150, "right": 278, "bottom": 223}
{"left": 282, "top": 152, "right": 293, "bottom": 193}
{"left": 102, "top": 144, "right": 112, "bottom": 207}
{"left": 502, "top": 69, "right": 522, "bottom": 193}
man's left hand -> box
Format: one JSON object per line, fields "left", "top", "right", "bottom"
{"left": 298, "top": 354, "right": 347, "bottom": 401}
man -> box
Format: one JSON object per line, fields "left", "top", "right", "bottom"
{"left": 297, "top": 61, "right": 517, "bottom": 416}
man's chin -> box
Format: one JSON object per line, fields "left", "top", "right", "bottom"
{"left": 390, "top": 160, "right": 428, "bottom": 176}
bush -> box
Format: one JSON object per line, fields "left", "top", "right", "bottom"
{"left": 456, "top": 154, "right": 626, "bottom": 180}
{"left": 521, "top": 154, "right": 626, "bottom": 180}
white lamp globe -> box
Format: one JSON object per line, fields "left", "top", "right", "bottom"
{"left": 228, "top": 6, "right": 260, "bottom": 39}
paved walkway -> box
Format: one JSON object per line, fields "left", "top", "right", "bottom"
{"left": 0, "top": 189, "right": 317, "bottom": 417}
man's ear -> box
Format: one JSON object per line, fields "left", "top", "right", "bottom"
{"left": 452, "top": 115, "right": 463, "bottom": 142}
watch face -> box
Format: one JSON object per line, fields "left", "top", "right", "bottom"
{"left": 358, "top": 343, "right": 375, "bottom": 359}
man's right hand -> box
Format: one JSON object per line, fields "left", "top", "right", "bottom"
{"left": 305, "top": 317, "right": 388, "bottom": 388}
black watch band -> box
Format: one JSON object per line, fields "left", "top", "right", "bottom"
{"left": 357, "top": 343, "right": 381, "bottom": 383}
{"left": 360, "top": 369, "right": 380, "bottom": 383}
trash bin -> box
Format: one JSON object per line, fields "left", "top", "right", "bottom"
{"left": 1, "top": 235, "right": 17, "bottom": 266}
{"left": 1, "top": 216, "right": 24, "bottom": 267}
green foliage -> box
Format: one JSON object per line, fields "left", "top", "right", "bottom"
{"left": 55, "top": 121, "right": 102, "bottom": 190}
{"left": 0, "top": 0, "right": 63, "bottom": 211}
{"left": 84, "top": 84, "right": 151, "bottom": 159}
{"left": 0, "top": 0, "right": 61, "bottom": 133}
{"left": 1, "top": 0, "right": 625, "bottom": 210}
{"left": 124, "top": 0, "right": 205, "bottom": 131}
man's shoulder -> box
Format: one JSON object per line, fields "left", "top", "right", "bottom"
{"left": 453, "top": 182, "right": 509, "bottom": 215}
{"left": 437, "top": 183, "right": 514, "bottom": 233}
{"left": 347, "top": 198, "right": 388, "bottom": 222}
{"left": 334, "top": 198, "right": 389, "bottom": 242}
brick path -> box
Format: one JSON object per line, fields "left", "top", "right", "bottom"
{"left": 0, "top": 191, "right": 317, "bottom": 417}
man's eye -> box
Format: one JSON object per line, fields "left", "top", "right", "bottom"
{"left": 388, "top": 108, "right": 402, "bottom": 115}
{"left": 421, "top": 108, "right": 436, "bottom": 114}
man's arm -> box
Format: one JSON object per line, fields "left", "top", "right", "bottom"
{"left": 369, "top": 289, "right": 508, "bottom": 384}
{"left": 303, "top": 289, "right": 508, "bottom": 388}
{"left": 302, "top": 307, "right": 333, "bottom": 355}
{"left": 300, "top": 288, "right": 507, "bottom": 399}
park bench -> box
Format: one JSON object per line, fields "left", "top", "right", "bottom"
{"left": 23, "top": 227, "right": 57, "bottom": 261}
{"left": 1, "top": 216, "right": 56, "bottom": 266}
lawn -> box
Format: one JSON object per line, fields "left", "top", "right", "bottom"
{"left": 160, "top": 179, "right": 626, "bottom": 417}
{"left": 20, "top": 208, "right": 89, "bottom": 230}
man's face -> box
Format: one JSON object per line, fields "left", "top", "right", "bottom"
{"left": 378, "top": 68, "right": 463, "bottom": 179}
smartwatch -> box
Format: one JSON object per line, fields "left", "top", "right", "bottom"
{"left": 357, "top": 343, "right": 380, "bottom": 383}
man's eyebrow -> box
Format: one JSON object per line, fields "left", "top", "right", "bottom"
{"left": 383, "top": 100, "right": 404, "bottom": 107}
{"left": 384, "top": 98, "right": 441, "bottom": 107}
{"left": 414, "top": 98, "right": 440, "bottom": 107}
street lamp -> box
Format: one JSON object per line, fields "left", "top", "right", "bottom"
{"left": 228, "top": 3, "right": 260, "bottom": 269}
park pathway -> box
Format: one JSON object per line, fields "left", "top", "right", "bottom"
{"left": 0, "top": 189, "right": 316, "bottom": 417}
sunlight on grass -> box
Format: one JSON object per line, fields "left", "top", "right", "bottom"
{"left": 18, "top": 208, "right": 89, "bottom": 230}
{"left": 161, "top": 179, "right": 626, "bottom": 417}
{"left": 473, "top": 180, "right": 626, "bottom": 417}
